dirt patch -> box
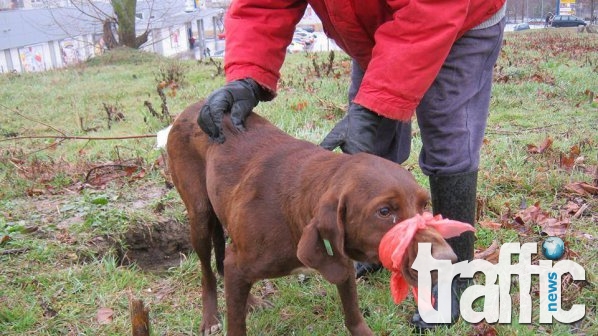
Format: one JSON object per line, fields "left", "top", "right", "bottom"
{"left": 116, "top": 217, "right": 193, "bottom": 272}
{"left": 3, "top": 173, "right": 194, "bottom": 272}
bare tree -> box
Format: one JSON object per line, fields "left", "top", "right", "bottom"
{"left": 68, "top": 0, "right": 151, "bottom": 49}
{"left": 111, "top": 0, "right": 149, "bottom": 48}
{"left": 46, "top": 0, "right": 173, "bottom": 50}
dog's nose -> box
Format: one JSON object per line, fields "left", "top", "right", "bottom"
{"left": 413, "top": 228, "right": 458, "bottom": 264}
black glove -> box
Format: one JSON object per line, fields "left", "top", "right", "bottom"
{"left": 320, "top": 103, "right": 384, "bottom": 154}
{"left": 198, "top": 78, "right": 266, "bottom": 143}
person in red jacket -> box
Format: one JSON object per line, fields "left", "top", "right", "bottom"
{"left": 197, "top": 0, "right": 506, "bottom": 330}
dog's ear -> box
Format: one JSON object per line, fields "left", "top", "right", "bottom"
{"left": 401, "top": 228, "right": 457, "bottom": 287}
{"left": 297, "top": 193, "right": 352, "bottom": 284}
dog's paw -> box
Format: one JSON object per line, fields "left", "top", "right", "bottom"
{"left": 200, "top": 323, "right": 222, "bottom": 336}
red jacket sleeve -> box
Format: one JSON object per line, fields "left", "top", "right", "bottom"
{"left": 224, "top": 0, "right": 308, "bottom": 97}
{"left": 354, "top": 0, "right": 471, "bottom": 121}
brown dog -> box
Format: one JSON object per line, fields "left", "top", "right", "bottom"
{"left": 167, "top": 101, "right": 452, "bottom": 335}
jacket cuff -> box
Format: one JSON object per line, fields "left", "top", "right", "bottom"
{"left": 354, "top": 91, "right": 417, "bottom": 121}
{"left": 226, "top": 67, "right": 277, "bottom": 101}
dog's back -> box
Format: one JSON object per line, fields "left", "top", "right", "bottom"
{"left": 166, "top": 101, "right": 331, "bottom": 272}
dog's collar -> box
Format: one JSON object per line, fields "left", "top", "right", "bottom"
{"left": 323, "top": 239, "right": 334, "bottom": 256}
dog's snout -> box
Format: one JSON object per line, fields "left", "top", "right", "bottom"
{"left": 432, "top": 238, "right": 458, "bottom": 264}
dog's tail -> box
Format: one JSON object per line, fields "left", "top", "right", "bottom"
{"left": 212, "top": 220, "right": 226, "bottom": 276}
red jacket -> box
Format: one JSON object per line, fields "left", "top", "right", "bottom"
{"left": 224, "top": 0, "right": 506, "bottom": 121}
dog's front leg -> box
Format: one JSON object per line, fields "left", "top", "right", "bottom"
{"left": 336, "top": 278, "right": 374, "bottom": 336}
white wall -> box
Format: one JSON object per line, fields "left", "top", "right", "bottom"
{"left": 1, "top": 33, "right": 99, "bottom": 73}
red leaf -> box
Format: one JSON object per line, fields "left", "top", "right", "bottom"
{"left": 123, "top": 165, "right": 138, "bottom": 176}
{"left": 479, "top": 221, "right": 502, "bottom": 230}
{"left": 565, "top": 182, "right": 598, "bottom": 196}
{"left": 559, "top": 145, "right": 581, "bottom": 171}
{"left": 471, "top": 322, "right": 498, "bottom": 336}
{"left": 539, "top": 218, "right": 570, "bottom": 236}
{"left": 290, "top": 101, "right": 308, "bottom": 111}
{"left": 526, "top": 137, "right": 553, "bottom": 154}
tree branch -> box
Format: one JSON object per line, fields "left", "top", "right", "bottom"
{"left": 1, "top": 103, "right": 68, "bottom": 137}
{"left": 1, "top": 134, "right": 156, "bottom": 142}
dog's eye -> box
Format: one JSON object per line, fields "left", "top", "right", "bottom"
{"left": 377, "top": 207, "right": 392, "bottom": 218}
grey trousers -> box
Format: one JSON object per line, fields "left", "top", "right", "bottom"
{"left": 348, "top": 19, "right": 505, "bottom": 176}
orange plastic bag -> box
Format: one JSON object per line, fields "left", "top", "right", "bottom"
{"left": 378, "top": 212, "right": 475, "bottom": 304}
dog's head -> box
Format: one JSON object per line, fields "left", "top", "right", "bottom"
{"left": 297, "top": 153, "right": 442, "bottom": 284}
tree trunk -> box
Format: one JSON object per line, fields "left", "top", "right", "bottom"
{"left": 134, "top": 30, "right": 149, "bottom": 49}
{"left": 102, "top": 19, "right": 119, "bottom": 50}
{"left": 112, "top": 0, "right": 140, "bottom": 49}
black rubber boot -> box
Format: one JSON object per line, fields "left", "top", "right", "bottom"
{"left": 411, "top": 171, "right": 477, "bottom": 332}
{"left": 354, "top": 262, "right": 382, "bottom": 279}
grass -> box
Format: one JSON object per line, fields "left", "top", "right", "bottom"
{"left": 1, "top": 28, "right": 597, "bottom": 335}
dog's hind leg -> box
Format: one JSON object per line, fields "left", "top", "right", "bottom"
{"left": 167, "top": 108, "right": 223, "bottom": 334}
{"left": 187, "top": 203, "right": 222, "bottom": 335}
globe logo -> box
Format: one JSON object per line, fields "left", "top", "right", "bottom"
{"left": 542, "top": 236, "right": 565, "bottom": 260}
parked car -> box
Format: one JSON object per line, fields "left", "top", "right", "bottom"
{"left": 294, "top": 28, "right": 316, "bottom": 45}
{"left": 296, "top": 25, "right": 315, "bottom": 33}
{"left": 293, "top": 34, "right": 314, "bottom": 46}
{"left": 513, "top": 22, "right": 530, "bottom": 31}
{"left": 551, "top": 15, "right": 587, "bottom": 28}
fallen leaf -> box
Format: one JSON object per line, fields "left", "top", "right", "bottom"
{"left": 526, "top": 137, "right": 552, "bottom": 154}
{"left": 154, "top": 285, "right": 175, "bottom": 302}
{"left": 154, "top": 155, "right": 166, "bottom": 167}
{"left": 514, "top": 203, "right": 544, "bottom": 225}
{"left": 564, "top": 182, "right": 598, "bottom": 196}
{"left": 26, "top": 188, "right": 45, "bottom": 196}
{"left": 570, "top": 144, "right": 581, "bottom": 156}
{"left": 560, "top": 153, "right": 576, "bottom": 171}
{"left": 40, "top": 300, "right": 57, "bottom": 318}
{"left": 97, "top": 307, "right": 114, "bottom": 325}
{"left": 562, "top": 201, "right": 581, "bottom": 214}
{"left": 513, "top": 202, "right": 570, "bottom": 236}
{"left": 291, "top": 101, "right": 308, "bottom": 111}
{"left": 479, "top": 221, "right": 502, "bottom": 230}
{"left": 131, "top": 168, "right": 146, "bottom": 181}
{"left": 471, "top": 321, "right": 498, "bottom": 336}
{"left": 475, "top": 240, "right": 499, "bottom": 262}
{"left": 124, "top": 165, "right": 138, "bottom": 176}
{"left": 539, "top": 218, "right": 570, "bottom": 236}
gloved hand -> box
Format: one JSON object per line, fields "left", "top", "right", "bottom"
{"left": 198, "top": 78, "right": 266, "bottom": 143}
{"left": 320, "top": 103, "right": 384, "bottom": 154}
